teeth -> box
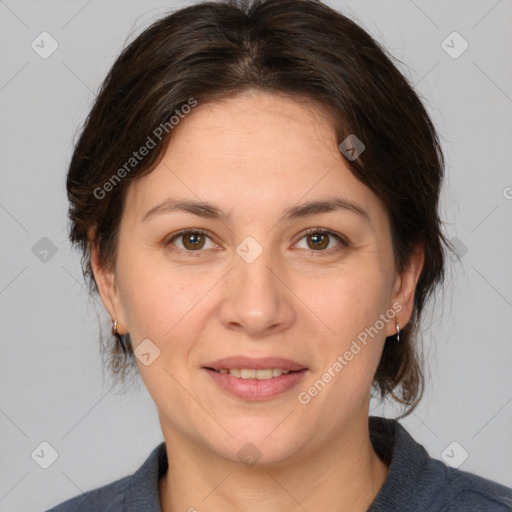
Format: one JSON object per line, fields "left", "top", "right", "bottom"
{"left": 214, "top": 368, "right": 292, "bottom": 379}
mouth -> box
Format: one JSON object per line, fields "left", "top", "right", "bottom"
{"left": 202, "top": 367, "right": 309, "bottom": 402}
{"left": 203, "top": 367, "right": 306, "bottom": 379}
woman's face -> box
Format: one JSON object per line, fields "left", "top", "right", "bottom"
{"left": 94, "top": 90, "right": 422, "bottom": 464}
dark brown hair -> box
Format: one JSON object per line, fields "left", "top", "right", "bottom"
{"left": 67, "top": 0, "right": 453, "bottom": 417}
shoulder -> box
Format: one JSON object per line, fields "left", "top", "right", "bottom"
{"left": 43, "top": 474, "right": 130, "bottom": 512}
{"left": 368, "top": 416, "right": 512, "bottom": 511}
{"left": 43, "top": 441, "right": 168, "bottom": 512}
{"left": 432, "top": 462, "right": 512, "bottom": 511}
{"left": 428, "top": 459, "right": 512, "bottom": 512}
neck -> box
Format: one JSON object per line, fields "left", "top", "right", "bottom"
{"left": 158, "top": 415, "right": 389, "bottom": 512}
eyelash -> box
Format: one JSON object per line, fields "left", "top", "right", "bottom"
{"left": 164, "top": 227, "right": 349, "bottom": 257}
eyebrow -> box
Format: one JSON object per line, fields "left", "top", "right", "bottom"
{"left": 141, "top": 197, "right": 369, "bottom": 223}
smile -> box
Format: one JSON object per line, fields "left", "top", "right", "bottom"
{"left": 203, "top": 367, "right": 308, "bottom": 400}
{"left": 207, "top": 368, "right": 294, "bottom": 379}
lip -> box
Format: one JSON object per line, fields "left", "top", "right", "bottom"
{"left": 202, "top": 356, "right": 308, "bottom": 372}
{"left": 203, "top": 367, "right": 309, "bottom": 401}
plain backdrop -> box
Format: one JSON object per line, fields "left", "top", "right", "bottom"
{"left": 0, "top": 1, "right": 511, "bottom": 511}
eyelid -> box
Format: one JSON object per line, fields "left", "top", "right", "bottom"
{"left": 293, "top": 227, "right": 350, "bottom": 251}
{"left": 165, "top": 227, "right": 349, "bottom": 257}
{"left": 165, "top": 228, "right": 218, "bottom": 253}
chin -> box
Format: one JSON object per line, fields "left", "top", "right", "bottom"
{"left": 204, "top": 423, "right": 309, "bottom": 468}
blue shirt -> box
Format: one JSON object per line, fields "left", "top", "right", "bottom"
{"left": 44, "top": 416, "right": 512, "bottom": 511}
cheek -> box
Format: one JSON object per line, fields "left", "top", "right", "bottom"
{"left": 298, "top": 260, "right": 391, "bottom": 341}
{"left": 117, "top": 261, "right": 208, "bottom": 404}
{"left": 292, "top": 261, "right": 392, "bottom": 399}
{"left": 114, "top": 257, "right": 228, "bottom": 438}
{"left": 116, "top": 252, "right": 216, "bottom": 351}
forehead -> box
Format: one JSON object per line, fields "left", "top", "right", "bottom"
{"left": 122, "top": 91, "right": 387, "bottom": 227}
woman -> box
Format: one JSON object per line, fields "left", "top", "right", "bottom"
{"left": 45, "top": 0, "right": 512, "bottom": 510}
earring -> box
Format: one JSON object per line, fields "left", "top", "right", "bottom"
{"left": 396, "top": 321, "right": 400, "bottom": 343}
{"left": 111, "top": 319, "right": 118, "bottom": 336}
{"left": 112, "top": 318, "right": 128, "bottom": 352}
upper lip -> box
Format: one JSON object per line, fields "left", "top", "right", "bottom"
{"left": 203, "top": 356, "right": 308, "bottom": 372}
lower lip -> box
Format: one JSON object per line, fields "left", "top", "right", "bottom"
{"left": 203, "top": 368, "right": 308, "bottom": 401}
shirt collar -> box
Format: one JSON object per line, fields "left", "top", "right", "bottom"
{"left": 367, "top": 415, "right": 432, "bottom": 510}
{"left": 120, "top": 440, "right": 168, "bottom": 512}
{"left": 120, "top": 415, "right": 428, "bottom": 511}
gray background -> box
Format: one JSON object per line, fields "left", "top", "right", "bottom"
{"left": 1, "top": 0, "right": 511, "bottom": 510}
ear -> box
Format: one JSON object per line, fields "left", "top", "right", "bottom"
{"left": 386, "top": 241, "right": 424, "bottom": 337}
{"left": 89, "top": 235, "right": 128, "bottom": 335}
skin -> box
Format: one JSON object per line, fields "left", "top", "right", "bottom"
{"left": 91, "top": 90, "right": 424, "bottom": 512}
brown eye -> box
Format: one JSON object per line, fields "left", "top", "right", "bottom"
{"left": 306, "top": 232, "right": 330, "bottom": 250}
{"left": 182, "top": 232, "right": 205, "bottom": 250}
{"left": 295, "top": 229, "right": 349, "bottom": 254}
{"left": 166, "top": 229, "right": 215, "bottom": 253}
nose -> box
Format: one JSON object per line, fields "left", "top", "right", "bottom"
{"left": 218, "top": 244, "right": 295, "bottom": 338}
